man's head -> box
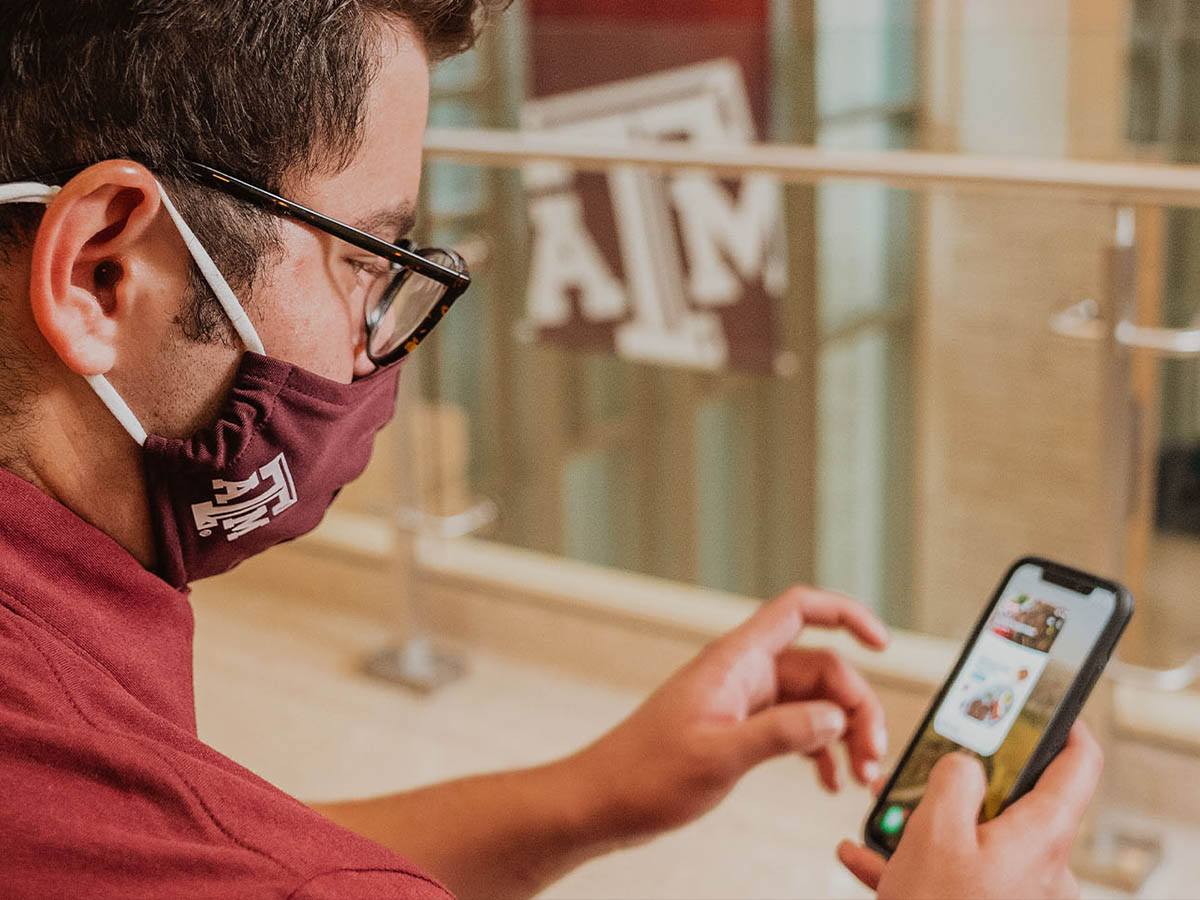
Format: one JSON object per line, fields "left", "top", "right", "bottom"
{"left": 0, "top": 0, "right": 503, "bottom": 562}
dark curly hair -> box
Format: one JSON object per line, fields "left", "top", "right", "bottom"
{"left": 0, "top": 0, "right": 507, "bottom": 344}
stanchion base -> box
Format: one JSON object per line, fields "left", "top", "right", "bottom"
{"left": 1072, "top": 824, "right": 1162, "bottom": 894}
{"left": 364, "top": 638, "right": 467, "bottom": 694}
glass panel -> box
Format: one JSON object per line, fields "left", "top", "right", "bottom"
{"left": 1129, "top": 2, "right": 1200, "bottom": 677}
{"left": 816, "top": 0, "right": 916, "bottom": 117}
{"left": 409, "top": 1, "right": 1200, "bottom": 689}
{"left": 411, "top": 151, "right": 1144, "bottom": 647}
{"left": 816, "top": 327, "right": 889, "bottom": 606}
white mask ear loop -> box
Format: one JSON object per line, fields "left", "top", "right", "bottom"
{"left": 0, "top": 182, "right": 61, "bottom": 205}
{"left": 0, "top": 181, "right": 151, "bottom": 444}
{"left": 83, "top": 373, "right": 148, "bottom": 445}
{"left": 155, "top": 184, "right": 265, "bottom": 355}
{"left": 0, "top": 178, "right": 265, "bottom": 447}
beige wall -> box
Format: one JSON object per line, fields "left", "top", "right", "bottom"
{"left": 914, "top": 0, "right": 1132, "bottom": 635}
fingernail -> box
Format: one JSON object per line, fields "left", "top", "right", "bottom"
{"left": 872, "top": 724, "right": 888, "bottom": 757}
{"left": 862, "top": 760, "right": 880, "bottom": 784}
{"left": 816, "top": 708, "right": 847, "bottom": 736}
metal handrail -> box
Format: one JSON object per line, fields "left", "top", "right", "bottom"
{"left": 1050, "top": 298, "right": 1200, "bottom": 357}
{"left": 1111, "top": 656, "right": 1200, "bottom": 692}
{"left": 424, "top": 127, "right": 1200, "bottom": 207}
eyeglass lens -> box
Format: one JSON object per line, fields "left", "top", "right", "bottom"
{"left": 365, "top": 248, "right": 464, "bottom": 360}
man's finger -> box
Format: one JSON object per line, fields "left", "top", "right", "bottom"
{"left": 721, "top": 593, "right": 806, "bottom": 658}
{"left": 993, "top": 721, "right": 1103, "bottom": 844}
{"left": 810, "top": 745, "right": 840, "bottom": 792}
{"left": 783, "top": 585, "right": 890, "bottom": 649}
{"left": 778, "top": 647, "right": 887, "bottom": 784}
{"left": 908, "top": 752, "right": 987, "bottom": 846}
{"left": 738, "top": 700, "right": 846, "bottom": 766}
{"left": 836, "top": 840, "right": 885, "bottom": 891}
{"left": 721, "top": 588, "right": 889, "bottom": 660}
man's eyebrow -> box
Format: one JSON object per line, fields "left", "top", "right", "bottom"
{"left": 350, "top": 203, "right": 418, "bottom": 242}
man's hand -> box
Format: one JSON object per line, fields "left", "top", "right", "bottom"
{"left": 837, "top": 722, "right": 1103, "bottom": 899}
{"left": 570, "top": 587, "right": 890, "bottom": 842}
{"left": 313, "top": 587, "right": 889, "bottom": 900}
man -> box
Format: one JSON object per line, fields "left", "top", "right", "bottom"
{"left": 0, "top": 2, "right": 1101, "bottom": 898}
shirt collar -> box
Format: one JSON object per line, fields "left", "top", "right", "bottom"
{"left": 0, "top": 467, "right": 196, "bottom": 732}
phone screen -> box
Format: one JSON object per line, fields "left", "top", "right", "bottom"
{"left": 868, "top": 562, "right": 1118, "bottom": 853}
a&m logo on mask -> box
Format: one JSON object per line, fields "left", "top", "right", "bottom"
{"left": 190, "top": 453, "right": 299, "bottom": 541}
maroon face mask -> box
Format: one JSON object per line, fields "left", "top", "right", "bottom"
{"left": 0, "top": 178, "right": 406, "bottom": 588}
{"left": 143, "top": 352, "right": 401, "bottom": 588}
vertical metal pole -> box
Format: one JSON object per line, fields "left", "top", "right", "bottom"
{"left": 363, "top": 346, "right": 469, "bottom": 693}
{"left": 1070, "top": 204, "right": 1163, "bottom": 892}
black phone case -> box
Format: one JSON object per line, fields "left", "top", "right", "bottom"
{"left": 863, "top": 556, "right": 1134, "bottom": 858}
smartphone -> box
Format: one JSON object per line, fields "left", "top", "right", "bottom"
{"left": 864, "top": 557, "right": 1133, "bottom": 857}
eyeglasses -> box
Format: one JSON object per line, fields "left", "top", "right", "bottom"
{"left": 21, "top": 160, "right": 471, "bottom": 367}
{"left": 187, "top": 163, "right": 470, "bottom": 366}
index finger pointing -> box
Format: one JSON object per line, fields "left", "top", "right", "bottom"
{"left": 720, "top": 588, "right": 889, "bottom": 660}
{"left": 722, "top": 593, "right": 806, "bottom": 657}
{"left": 782, "top": 586, "right": 890, "bottom": 650}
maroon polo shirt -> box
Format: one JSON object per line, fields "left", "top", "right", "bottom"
{"left": 0, "top": 468, "right": 452, "bottom": 899}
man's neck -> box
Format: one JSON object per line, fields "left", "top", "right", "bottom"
{"left": 3, "top": 397, "right": 155, "bottom": 569}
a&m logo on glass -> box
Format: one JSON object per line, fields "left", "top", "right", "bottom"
{"left": 521, "top": 59, "right": 786, "bottom": 373}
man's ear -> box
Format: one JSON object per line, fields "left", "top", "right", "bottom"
{"left": 27, "top": 160, "right": 164, "bottom": 376}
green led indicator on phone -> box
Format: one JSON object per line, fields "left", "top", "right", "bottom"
{"left": 879, "top": 804, "right": 905, "bottom": 835}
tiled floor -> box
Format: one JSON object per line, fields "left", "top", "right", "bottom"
{"left": 191, "top": 581, "right": 1200, "bottom": 899}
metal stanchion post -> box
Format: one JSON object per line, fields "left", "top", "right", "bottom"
{"left": 1070, "top": 671, "right": 1163, "bottom": 893}
{"left": 1066, "top": 206, "right": 1163, "bottom": 892}
{"left": 363, "top": 345, "right": 495, "bottom": 693}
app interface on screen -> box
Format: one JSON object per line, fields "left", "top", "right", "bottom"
{"left": 869, "top": 564, "right": 1116, "bottom": 851}
{"left": 932, "top": 593, "right": 1066, "bottom": 756}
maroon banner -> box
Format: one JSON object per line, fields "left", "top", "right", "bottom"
{"left": 521, "top": 2, "right": 783, "bottom": 373}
